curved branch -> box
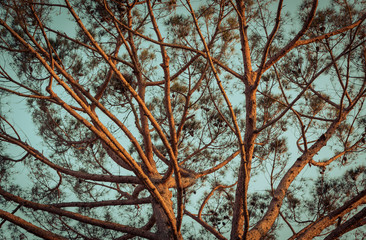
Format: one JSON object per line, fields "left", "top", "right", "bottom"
{"left": 262, "top": 0, "right": 318, "bottom": 72}
{"left": 114, "top": 216, "right": 156, "bottom": 240}
{"left": 0, "top": 209, "right": 68, "bottom": 240}
{"left": 44, "top": 26, "right": 134, "bottom": 68}
{"left": 295, "top": 13, "right": 366, "bottom": 48}
{"left": 196, "top": 150, "right": 240, "bottom": 178}
{"left": 310, "top": 137, "right": 365, "bottom": 167}
{"left": 254, "top": 0, "right": 284, "bottom": 85}
{"left": 184, "top": 210, "right": 227, "bottom": 240}
{"left": 87, "top": 2, "right": 242, "bottom": 80}
{"left": 198, "top": 183, "right": 237, "bottom": 218}
{"left": 0, "top": 132, "right": 141, "bottom": 183}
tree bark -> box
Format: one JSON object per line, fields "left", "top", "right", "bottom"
{"left": 152, "top": 185, "right": 183, "bottom": 240}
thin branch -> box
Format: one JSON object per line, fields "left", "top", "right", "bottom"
{"left": 184, "top": 210, "right": 227, "bottom": 240}
{"left": 52, "top": 198, "right": 151, "bottom": 208}
{"left": 114, "top": 216, "right": 156, "bottom": 240}
{"left": 0, "top": 132, "right": 141, "bottom": 184}
{"left": 198, "top": 183, "right": 237, "bottom": 218}
{"left": 310, "top": 137, "right": 365, "bottom": 167}
{"left": 256, "top": 40, "right": 366, "bottom": 133}
{"left": 261, "top": 0, "right": 318, "bottom": 72}
{"left": 196, "top": 150, "right": 240, "bottom": 178}
{"left": 254, "top": 0, "right": 284, "bottom": 85}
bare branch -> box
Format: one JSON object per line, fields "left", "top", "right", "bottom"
{"left": 0, "top": 209, "right": 68, "bottom": 240}
{"left": 293, "top": 189, "right": 366, "bottom": 239}
{"left": 0, "top": 187, "right": 158, "bottom": 239}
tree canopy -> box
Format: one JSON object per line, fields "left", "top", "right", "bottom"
{"left": 0, "top": 0, "right": 365, "bottom": 239}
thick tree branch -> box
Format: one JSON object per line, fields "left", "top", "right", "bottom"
{"left": 324, "top": 207, "right": 366, "bottom": 240}
{"left": 0, "top": 187, "right": 157, "bottom": 239}
{"left": 249, "top": 110, "right": 352, "bottom": 239}
{"left": 293, "top": 190, "right": 366, "bottom": 239}
{"left": 0, "top": 209, "right": 68, "bottom": 240}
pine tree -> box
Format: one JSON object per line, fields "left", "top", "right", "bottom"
{"left": 0, "top": 0, "right": 365, "bottom": 239}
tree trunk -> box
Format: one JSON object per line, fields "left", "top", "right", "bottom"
{"left": 152, "top": 185, "right": 183, "bottom": 240}
{"left": 231, "top": 84, "right": 258, "bottom": 240}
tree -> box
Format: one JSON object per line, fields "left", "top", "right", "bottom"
{"left": 0, "top": 0, "right": 365, "bottom": 239}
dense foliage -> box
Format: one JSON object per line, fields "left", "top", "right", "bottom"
{"left": 0, "top": 0, "right": 365, "bottom": 239}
